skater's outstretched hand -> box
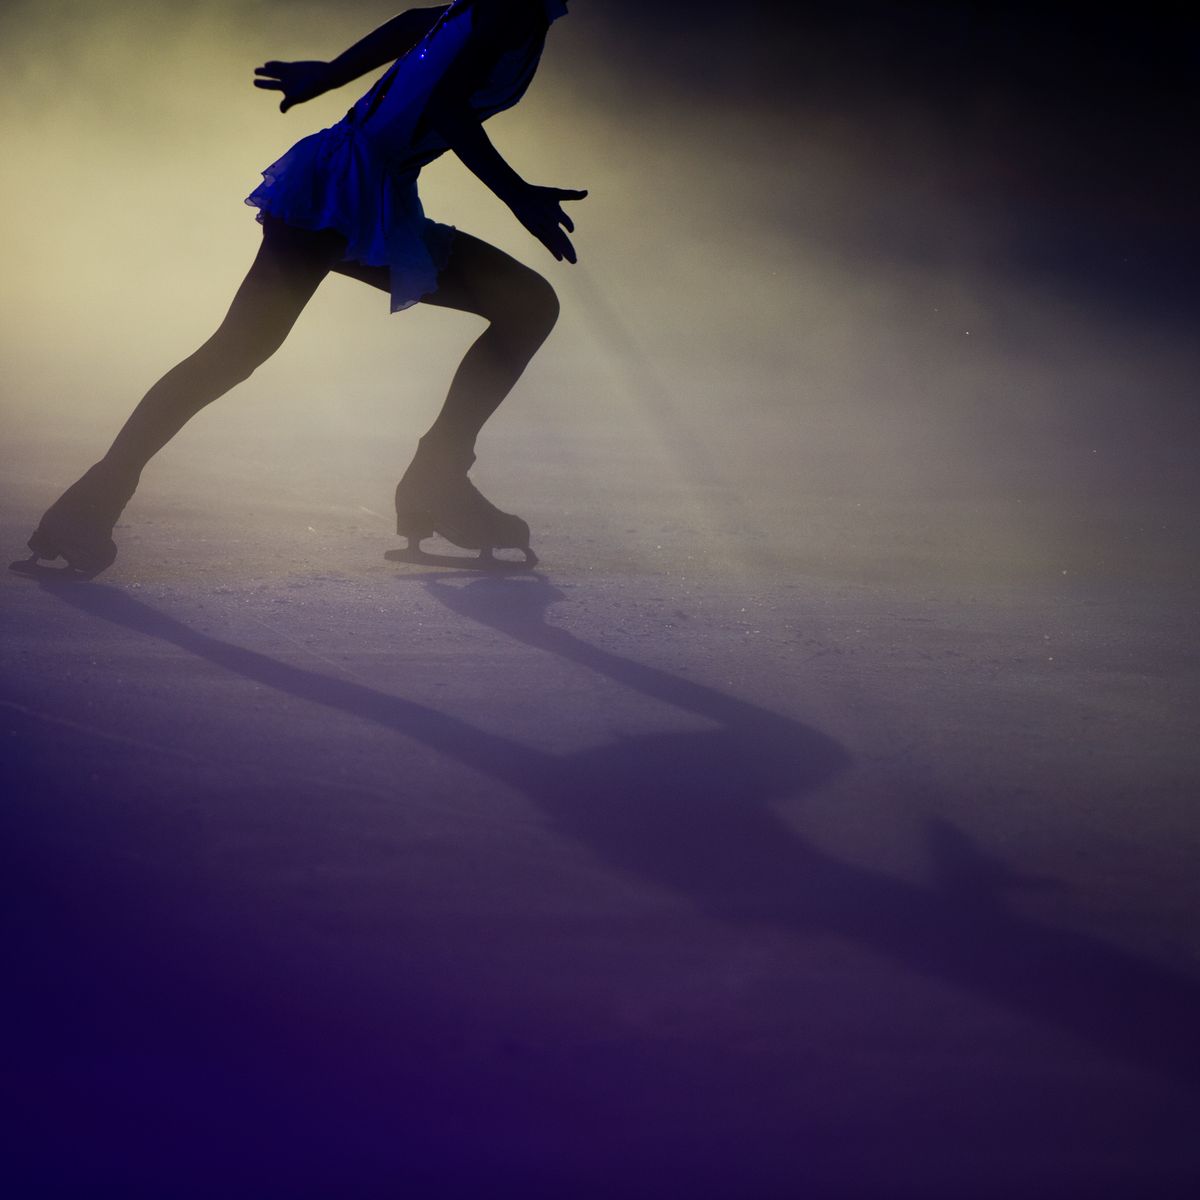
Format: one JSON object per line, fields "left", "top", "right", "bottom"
{"left": 253, "top": 60, "right": 336, "bottom": 112}
{"left": 432, "top": 104, "right": 588, "bottom": 264}
{"left": 507, "top": 183, "right": 588, "bottom": 264}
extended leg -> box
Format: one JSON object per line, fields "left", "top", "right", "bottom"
{"left": 19, "top": 220, "right": 345, "bottom": 576}
{"left": 105, "top": 220, "right": 347, "bottom": 474}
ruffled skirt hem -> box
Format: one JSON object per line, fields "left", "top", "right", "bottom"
{"left": 245, "top": 122, "right": 454, "bottom": 313}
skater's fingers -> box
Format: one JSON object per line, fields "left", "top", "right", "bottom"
{"left": 553, "top": 229, "right": 577, "bottom": 264}
{"left": 559, "top": 210, "right": 575, "bottom": 234}
{"left": 539, "top": 226, "right": 571, "bottom": 263}
{"left": 253, "top": 79, "right": 284, "bottom": 91}
{"left": 555, "top": 188, "right": 588, "bottom": 202}
{"left": 552, "top": 221, "right": 578, "bottom": 263}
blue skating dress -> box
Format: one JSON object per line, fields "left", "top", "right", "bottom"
{"left": 245, "top": 0, "right": 568, "bottom": 312}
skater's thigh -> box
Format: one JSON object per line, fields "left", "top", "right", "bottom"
{"left": 420, "top": 232, "right": 556, "bottom": 324}
{"left": 213, "top": 219, "right": 347, "bottom": 353}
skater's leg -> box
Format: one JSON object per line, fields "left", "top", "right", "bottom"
{"left": 419, "top": 233, "right": 559, "bottom": 451}
{"left": 334, "top": 232, "right": 559, "bottom": 454}
{"left": 331, "top": 233, "right": 553, "bottom": 563}
{"left": 104, "top": 219, "right": 346, "bottom": 474}
{"left": 23, "top": 220, "right": 345, "bottom": 574}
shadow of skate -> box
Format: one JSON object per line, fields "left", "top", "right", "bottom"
{"left": 416, "top": 573, "right": 827, "bottom": 788}
{"left": 25, "top": 574, "right": 1200, "bottom": 1102}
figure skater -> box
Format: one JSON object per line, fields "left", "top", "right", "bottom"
{"left": 17, "top": 0, "right": 583, "bottom": 576}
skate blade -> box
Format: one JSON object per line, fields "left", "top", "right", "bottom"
{"left": 384, "top": 544, "right": 538, "bottom": 573}
{"left": 26, "top": 526, "right": 117, "bottom": 577}
{"left": 9, "top": 555, "right": 101, "bottom": 581}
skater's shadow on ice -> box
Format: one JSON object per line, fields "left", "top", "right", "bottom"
{"left": 418, "top": 571, "right": 844, "bottom": 800}
{"left": 37, "top": 576, "right": 1200, "bottom": 1093}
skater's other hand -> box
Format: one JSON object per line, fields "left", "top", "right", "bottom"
{"left": 508, "top": 184, "right": 588, "bottom": 263}
{"left": 253, "top": 61, "right": 335, "bottom": 113}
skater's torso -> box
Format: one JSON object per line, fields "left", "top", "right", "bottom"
{"left": 347, "top": 0, "right": 561, "bottom": 176}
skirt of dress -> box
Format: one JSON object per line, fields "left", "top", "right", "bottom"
{"left": 245, "top": 120, "right": 455, "bottom": 313}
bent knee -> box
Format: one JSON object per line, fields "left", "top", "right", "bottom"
{"left": 526, "top": 273, "right": 560, "bottom": 335}
{"left": 498, "top": 270, "right": 559, "bottom": 342}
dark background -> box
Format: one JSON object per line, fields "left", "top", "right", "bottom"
{"left": 596, "top": 0, "right": 1199, "bottom": 318}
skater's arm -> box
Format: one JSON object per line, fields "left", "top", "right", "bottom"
{"left": 326, "top": 6, "right": 449, "bottom": 88}
{"left": 435, "top": 109, "right": 527, "bottom": 206}
{"left": 433, "top": 108, "right": 586, "bottom": 263}
{"left": 253, "top": 6, "right": 448, "bottom": 113}
{"left": 422, "top": 3, "right": 585, "bottom": 261}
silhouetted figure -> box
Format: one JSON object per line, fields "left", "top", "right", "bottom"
{"left": 18, "top": 0, "right": 582, "bottom": 576}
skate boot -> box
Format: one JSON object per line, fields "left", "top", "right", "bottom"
{"left": 12, "top": 461, "right": 138, "bottom": 578}
{"left": 390, "top": 436, "right": 537, "bottom": 568}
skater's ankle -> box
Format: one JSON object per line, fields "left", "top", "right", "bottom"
{"left": 96, "top": 452, "right": 143, "bottom": 485}
{"left": 415, "top": 432, "right": 476, "bottom": 470}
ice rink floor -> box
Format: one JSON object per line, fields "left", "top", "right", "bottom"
{"left": 4, "top": 396, "right": 1198, "bottom": 1196}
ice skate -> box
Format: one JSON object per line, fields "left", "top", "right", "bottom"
{"left": 11, "top": 462, "right": 138, "bottom": 579}
{"left": 388, "top": 437, "right": 538, "bottom": 570}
